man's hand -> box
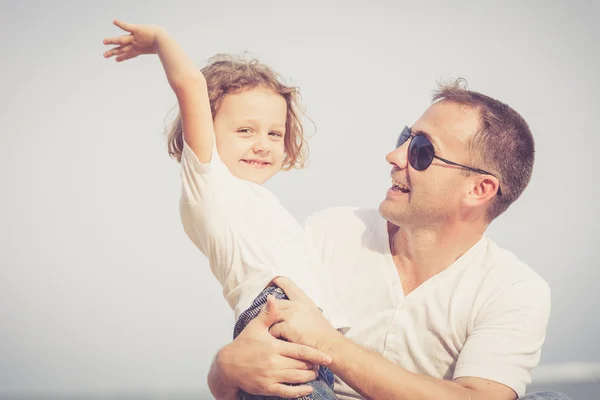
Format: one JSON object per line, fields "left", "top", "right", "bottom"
{"left": 212, "top": 295, "right": 333, "bottom": 398}
{"left": 269, "top": 277, "right": 345, "bottom": 353}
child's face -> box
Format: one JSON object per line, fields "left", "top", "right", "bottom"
{"left": 214, "top": 86, "right": 287, "bottom": 184}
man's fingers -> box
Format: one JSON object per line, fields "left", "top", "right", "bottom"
{"left": 255, "top": 295, "right": 279, "bottom": 328}
{"left": 278, "top": 368, "right": 319, "bottom": 384}
{"left": 267, "top": 383, "right": 313, "bottom": 399}
{"left": 279, "top": 341, "right": 332, "bottom": 365}
{"left": 270, "top": 300, "right": 292, "bottom": 324}
{"left": 273, "top": 298, "right": 292, "bottom": 311}
{"left": 269, "top": 321, "right": 286, "bottom": 340}
{"left": 268, "top": 355, "right": 316, "bottom": 371}
{"left": 273, "top": 277, "right": 313, "bottom": 304}
{"left": 265, "top": 294, "right": 278, "bottom": 314}
{"left": 269, "top": 316, "right": 297, "bottom": 340}
{"left": 280, "top": 358, "right": 316, "bottom": 371}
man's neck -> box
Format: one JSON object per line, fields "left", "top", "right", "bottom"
{"left": 388, "top": 220, "right": 486, "bottom": 295}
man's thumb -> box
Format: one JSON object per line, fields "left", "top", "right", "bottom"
{"left": 257, "top": 295, "right": 279, "bottom": 327}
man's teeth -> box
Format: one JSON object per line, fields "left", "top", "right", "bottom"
{"left": 392, "top": 183, "right": 410, "bottom": 193}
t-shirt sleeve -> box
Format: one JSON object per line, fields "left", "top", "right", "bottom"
{"left": 179, "top": 141, "right": 239, "bottom": 291}
{"left": 453, "top": 278, "right": 551, "bottom": 397}
{"left": 178, "top": 142, "right": 283, "bottom": 314}
{"left": 179, "top": 139, "right": 232, "bottom": 205}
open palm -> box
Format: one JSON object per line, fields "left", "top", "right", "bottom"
{"left": 103, "top": 20, "right": 165, "bottom": 62}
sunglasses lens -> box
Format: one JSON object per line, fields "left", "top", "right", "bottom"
{"left": 396, "top": 127, "right": 411, "bottom": 149}
{"left": 409, "top": 135, "right": 434, "bottom": 170}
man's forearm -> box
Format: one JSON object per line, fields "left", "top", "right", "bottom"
{"left": 207, "top": 351, "right": 239, "bottom": 400}
{"left": 327, "top": 336, "right": 483, "bottom": 400}
{"left": 269, "top": 278, "right": 515, "bottom": 400}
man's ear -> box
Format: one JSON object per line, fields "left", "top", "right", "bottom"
{"left": 463, "top": 175, "right": 500, "bottom": 208}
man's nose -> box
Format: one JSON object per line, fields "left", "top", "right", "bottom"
{"left": 386, "top": 141, "right": 409, "bottom": 169}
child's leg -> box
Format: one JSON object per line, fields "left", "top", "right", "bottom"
{"left": 233, "top": 286, "right": 338, "bottom": 400}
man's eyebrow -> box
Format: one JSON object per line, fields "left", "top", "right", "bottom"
{"left": 410, "top": 127, "right": 440, "bottom": 148}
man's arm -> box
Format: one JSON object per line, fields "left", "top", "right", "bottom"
{"left": 319, "top": 334, "right": 516, "bottom": 400}
{"left": 209, "top": 335, "right": 512, "bottom": 400}
{"left": 208, "top": 352, "right": 238, "bottom": 400}
{"left": 270, "top": 277, "right": 549, "bottom": 400}
{"left": 207, "top": 295, "right": 333, "bottom": 399}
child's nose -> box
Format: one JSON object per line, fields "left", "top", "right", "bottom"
{"left": 252, "top": 135, "right": 270, "bottom": 153}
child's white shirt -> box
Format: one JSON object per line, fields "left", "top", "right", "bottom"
{"left": 179, "top": 142, "right": 349, "bottom": 330}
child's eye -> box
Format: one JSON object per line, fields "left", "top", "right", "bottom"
{"left": 269, "top": 131, "right": 283, "bottom": 137}
{"left": 238, "top": 128, "right": 253, "bottom": 135}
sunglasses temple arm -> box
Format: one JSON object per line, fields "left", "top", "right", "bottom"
{"left": 433, "top": 155, "right": 497, "bottom": 177}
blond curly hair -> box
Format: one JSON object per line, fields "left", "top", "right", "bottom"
{"left": 166, "top": 53, "right": 308, "bottom": 170}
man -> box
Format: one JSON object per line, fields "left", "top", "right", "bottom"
{"left": 207, "top": 80, "right": 570, "bottom": 400}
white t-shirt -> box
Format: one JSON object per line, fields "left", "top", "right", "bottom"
{"left": 179, "top": 142, "right": 348, "bottom": 330}
{"left": 304, "top": 207, "right": 551, "bottom": 399}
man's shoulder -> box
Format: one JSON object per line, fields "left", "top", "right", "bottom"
{"left": 479, "top": 237, "right": 550, "bottom": 297}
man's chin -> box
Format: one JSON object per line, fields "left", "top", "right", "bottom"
{"left": 378, "top": 201, "right": 406, "bottom": 225}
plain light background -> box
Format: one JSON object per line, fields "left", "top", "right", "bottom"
{"left": 1, "top": 0, "right": 598, "bottom": 397}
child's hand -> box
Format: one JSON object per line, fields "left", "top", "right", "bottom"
{"left": 103, "top": 20, "right": 167, "bottom": 62}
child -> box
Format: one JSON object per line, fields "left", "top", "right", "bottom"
{"left": 103, "top": 20, "right": 349, "bottom": 399}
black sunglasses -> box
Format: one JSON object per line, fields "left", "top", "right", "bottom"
{"left": 396, "top": 126, "right": 502, "bottom": 196}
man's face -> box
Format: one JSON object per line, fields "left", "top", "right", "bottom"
{"left": 379, "top": 100, "right": 481, "bottom": 228}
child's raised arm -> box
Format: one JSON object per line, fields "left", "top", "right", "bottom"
{"left": 103, "top": 20, "right": 214, "bottom": 163}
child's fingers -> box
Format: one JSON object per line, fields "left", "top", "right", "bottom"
{"left": 115, "top": 50, "right": 138, "bottom": 63}
{"left": 113, "top": 19, "right": 134, "bottom": 32}
{"left": 103, "top": 45, "right": 121, "bottom": 58}
{"left": 103, "top": 34, "right": 133, "bottom": 47}
{"left": 103, "top": 44, "right": 132, "bottom": 59}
